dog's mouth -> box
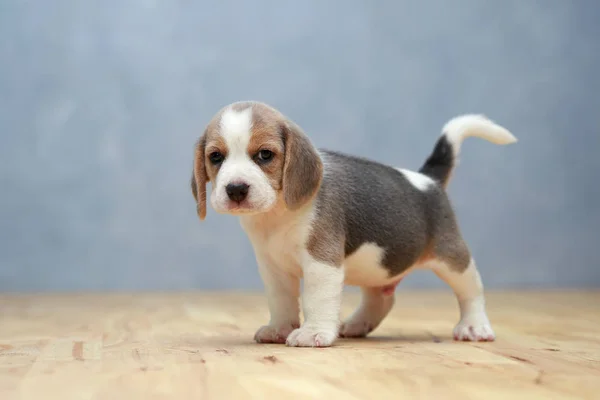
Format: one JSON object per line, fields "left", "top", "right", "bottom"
{"left": 226, "top": 202, "right": 253, "bottom": 213}
{"left": 221, "top": 200, "right": 266, "bottom": 215}
{"left": 229, "top": 198, "right": 282, "bottom": 215}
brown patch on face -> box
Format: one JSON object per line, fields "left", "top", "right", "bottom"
{"left": 205, "top": 134, "right": 227, "bottom": 155}
{"left": 204, "top": 133, "right": 227, "bottom": 182}
{"left": 247, "top": 122, "right": 285, "bottom": 190}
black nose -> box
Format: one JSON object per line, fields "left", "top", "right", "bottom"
{"left": 225, "top": 182, "right": 249, "bottom": 202}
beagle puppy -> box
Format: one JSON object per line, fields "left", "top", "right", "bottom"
{"left": 191, "top": 101, "right": 517, "bottom": 347}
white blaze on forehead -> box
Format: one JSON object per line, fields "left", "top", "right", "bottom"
{"left": 219, "top": 106, "right": 253, "bottom": 151}
{"left": 397, "top": 168, "right": 435, "bottom": 191}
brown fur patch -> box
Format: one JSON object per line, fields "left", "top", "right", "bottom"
{"left": 192, "top": 135, "right": 208, "bottom": 220}
{"left": 305, "top": 186, "right": 345, "bottom": 266}
{"left": 306, "top": 225, "right": 344, "bottom": 266}
{"left": 247, "top": 128, "right": 285, "bottom": 190}
{"left": 204, "top": 133, "right": 227, "bottom": 182}
{"left": 281, "top": 120, "right": 323, "bottom": 210}
{"left": 205, "top": 134, "right": 227, "bottom": 156}
{"left": 416, "top": 240, "right": 436, "bottom": 265}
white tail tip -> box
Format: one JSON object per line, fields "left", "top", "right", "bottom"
{"left": 442, "top": 114, "right": 517, "bottom": 155}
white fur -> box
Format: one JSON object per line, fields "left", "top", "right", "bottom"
{"left": 211, "top": 107, "right": 277, "bottom": 215}
{"left": 431, "top": 258, "right": 496, "bottom": 341}
{"left": 220, "top": 106, "right": 253, "bottom": 142}
{"left": 442, "top": 114, "right": 517, "bottom": 157}
{"left": 345, "top": 242, "right": 393, "bottom": 287}
{"left": 286, "top": 254, "right": 345, "bottom": 347}
{"left": 397, "top": 168, "right": 435, "bottom": 191}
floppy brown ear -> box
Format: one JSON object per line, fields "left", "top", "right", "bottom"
{"left": 282, "top": 119, "right": 323, "bottom": 210}
{"left": 191, "top": 134, "right": 208, "bottom": 220}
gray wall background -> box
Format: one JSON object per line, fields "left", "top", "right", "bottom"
{"left": 1, "top": 0, "right": 599, "bottom": 292}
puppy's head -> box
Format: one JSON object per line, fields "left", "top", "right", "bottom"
{"left": 191, "top": 101, "right": 323, "bottom": 220}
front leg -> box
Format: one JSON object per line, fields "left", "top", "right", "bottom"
{"left": 254, "top": 256, "right": 301, "bottom": 344}
{"left": 286, "top": 258, "right": 345, "bottom": 348}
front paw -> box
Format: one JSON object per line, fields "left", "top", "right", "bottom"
{"left": 254, "top": 323, "right": 299, "bottom": 344}
{"left": 285, "top": 325, "right": 338, "bottom": 348}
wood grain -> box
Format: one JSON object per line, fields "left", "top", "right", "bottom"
{"left": 0, "top": 291, "right": 598, "bottom": 399}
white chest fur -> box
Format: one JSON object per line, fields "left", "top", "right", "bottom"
{"left": 240, "top": 205, "right": 314, "bottom": 277}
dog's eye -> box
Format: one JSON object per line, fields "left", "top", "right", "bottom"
{"left": 209, "top": 151, "right": 224, "bottom": 164}
{"left": 256, "top": 149, "right": 273, "bottom": 163}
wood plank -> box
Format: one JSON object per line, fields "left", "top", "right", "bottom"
{"left": 0, "top": 291, "right": 598, "bottom": 399}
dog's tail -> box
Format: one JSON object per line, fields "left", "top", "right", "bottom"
{"left": 419, "top": 114, "right": 517, "bottom": 188}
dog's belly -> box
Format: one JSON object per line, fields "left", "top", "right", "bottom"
{"left": 343, "top": 242, "right": 416, "bottom": 287}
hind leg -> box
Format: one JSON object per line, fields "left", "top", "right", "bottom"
{"left": 339, "top": 286, "right": 396, "bottom": 338}
{"left": 431, "top": 258, "right": 496, "bottom": 341}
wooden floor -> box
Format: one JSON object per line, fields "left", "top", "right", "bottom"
{"left": 0, "top": 291, "right": 598, "bottom": 400}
